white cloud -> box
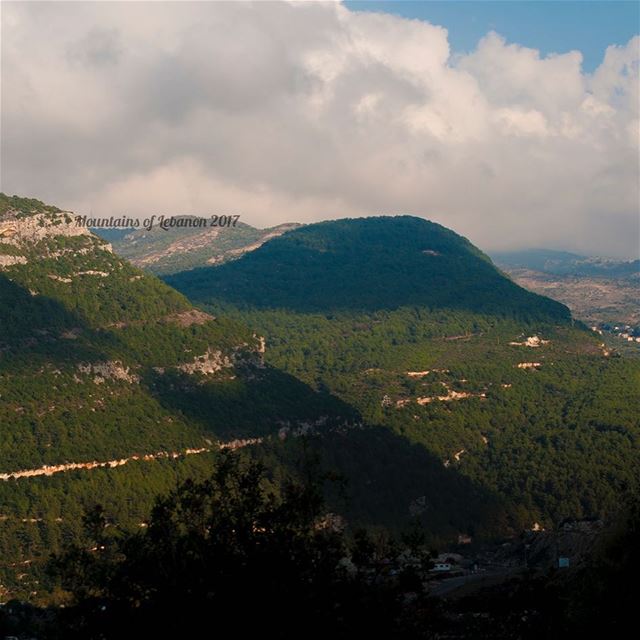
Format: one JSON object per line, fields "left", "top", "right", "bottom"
{"left": 2, "top": 1, "right": 638, "bottom": 257}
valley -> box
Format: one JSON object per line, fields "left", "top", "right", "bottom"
{"left": 3, "top": 1, "right": 637, "bottom": 634}
{"left": 492, "top": 249, "right": 640, "bottom": 355}
{"left": 1, "top": 196, "right": 638, "bottom": 613}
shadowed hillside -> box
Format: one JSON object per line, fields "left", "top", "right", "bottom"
{"left": 166, "top": 216, "right": 571, "bottom": 320}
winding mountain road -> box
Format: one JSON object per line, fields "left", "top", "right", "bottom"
{"left": 0, "top": 437, "right": 263, "bottom": 482}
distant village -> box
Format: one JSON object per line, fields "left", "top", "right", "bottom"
{"left": 592, "top": 323, "right": 640, "bottom": 343}
{"left": 358, "top": 517, "right": 604, "bottom": 601}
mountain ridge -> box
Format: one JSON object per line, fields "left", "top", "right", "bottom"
{"left": 166, "top": 215, "right": 572, "bottom": 321}
{"left": 0, "top": 194, "right": 362, "bottom": 597}
{"left": 492, "top": 248, "right": 640, "bottom": 278}
{"left": 166, "top": 215, "right": 639, "bottom": 545}
{"left": 1, "top": 195, "right": 638, "bottom": 603}
{"left": 97, "top": 218, "right": 302, "bottom": 275}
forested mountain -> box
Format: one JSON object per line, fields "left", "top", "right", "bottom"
{"left": 96, "top": 218, "right": 301, "bottom": 275}
{"left": 1, "top": 199, "right": 638, "bottom": 605}
{"left": 167, "top": 217, "right": 640, "bottom": 538}
{"left": 0, "top": 195, "right": 351, "bottom": 598}
{"left": 0, "top": 197, "right": 521, "bottom": 601}
{"left": 167, "top": 216, "right": 570, "bottom": 319}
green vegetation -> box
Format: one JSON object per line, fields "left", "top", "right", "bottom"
{"left": 2, "top": 452, "right": 439, "bottom": 639}
{"left": 1, "top": 202, "right": 638, "bottom": 612}
{"left": 197, "top": 304, "right": 639, "bottom": 529}
{"left": 166, "top": 216, "right": 570, "bottom": 319}
{"left": 167, "top": 217, "right": 640, "bottom": 531}
{"left": 0, "top": 197, "right": 353, "bottom": 598}
{"left": 0, "top": 194, "right": 61, "bottom": 218}
{"left": 1, "top": 454, "right": 637, "bottom": 640}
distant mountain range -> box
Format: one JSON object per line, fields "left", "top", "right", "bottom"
{"left": 491, "top": 248, "right": 639, "bottom": 279}
{"left": 95, "top": 219, "right": 301, "bottom": 275}
{"left": 492, "top": 248, "right": 639, "bottom": 328}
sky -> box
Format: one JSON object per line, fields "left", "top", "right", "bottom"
{"left": 1, "top": 1, "right": 639, "bottom": 258}
{"left": 345, "top": 1, "right": 640, "bottom": 72}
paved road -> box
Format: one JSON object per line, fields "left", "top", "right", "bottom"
{"left": 429, "top": 569, "right": 512, "bottom": 598}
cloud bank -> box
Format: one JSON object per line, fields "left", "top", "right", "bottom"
{"left": 2, "top": 1, "right": 638, "bottom": 257}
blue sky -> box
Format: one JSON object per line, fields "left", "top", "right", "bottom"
{"left": 345, "top": 1, "right": 640, "bottom": 71}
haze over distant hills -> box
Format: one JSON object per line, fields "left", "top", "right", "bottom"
{"left": 95, "top": 220, "right": 301, "bottom": 275}
{"left": 492, "top": 248, "right": 640, "bottom": 329}
{"left": 492, "top": 248, "right": 640, "bottom": 279}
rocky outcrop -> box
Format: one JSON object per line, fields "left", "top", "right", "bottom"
{"left": 77, "top": 361, "right": 140, "bottom": 384}
{"left": 211, "top": 224, "right": 301, "bottom": 262}
{"left": 48, "top": 274, "right": 72, "bottom": 283}
{"left": 517, "top": 362, "right": 542, "bottom": 370}
{"left": 177, "top": 348, "right": 233, "bottom": 375}
{"left": 0, "top": 212, "right": 87, "bottom": 244}
{"left": 163, "top": 309, "right": 215, "bottom": 327}
{"left": 509, "top": 335, "right": 550, "bottom": 347}
{"left": 0, "top": 255, "right": 27, "bottom": 267}
{"left": 0, "top": 441, "right": 260, "bottom": 482}
{"left": 0, "top": 211, "right": 112, "bottom": 269}
{"left": 416, "top": 386, "right": 486, "bottom": 405}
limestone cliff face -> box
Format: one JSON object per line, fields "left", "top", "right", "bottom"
{"left": 0, "top": 196, "right": 283, "bottom": 483}
{"left": 0, "top": 211, "right": 85, "bottom": 243}
{"left": 76, "top": 361, "right": 141, "bottom": 384}
{"left": 0, "top": 254, "right": 27, "bottom": 267}
{"left": 0, "top": 209, "right": 113, "bottom": 269}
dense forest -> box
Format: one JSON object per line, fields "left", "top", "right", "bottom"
{"left": 1, "top": 201, "right": 638, "bottom": 609}
{"left": 1, "top": 451, "right": 637, "bottom": 639}
{"left": 166, "top": 216, "right": 570, "bottom": 320}
{"left": 168, "top": 218, "right": 640, "bottom": 530}
{"left": 0, "top": 198, "right": 356, "bottom": 597}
